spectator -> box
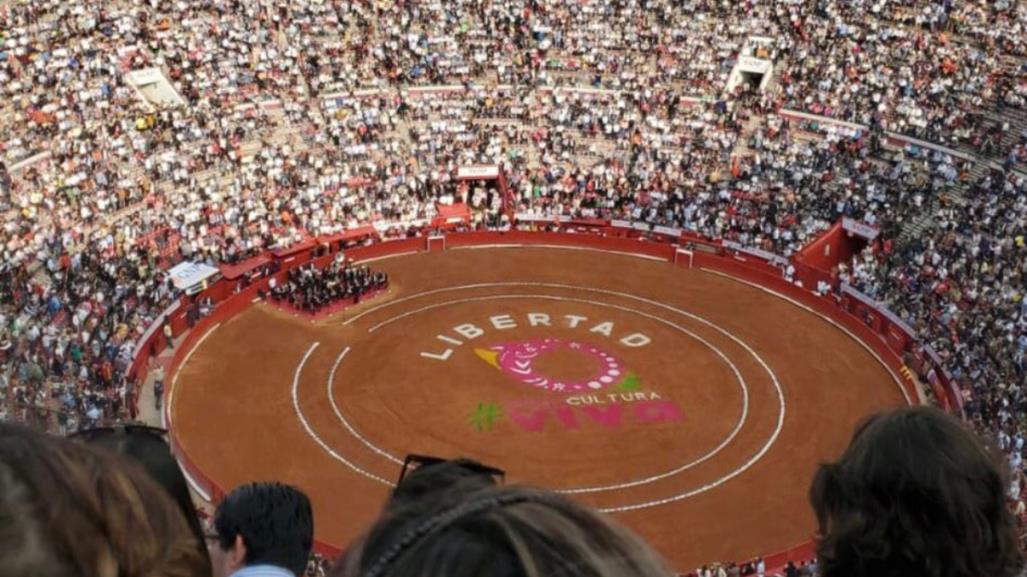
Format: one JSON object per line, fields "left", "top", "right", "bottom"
{"left": 153, "top": 364, "right": 166, "bottom": 410}
{"left": 810, "top": 406, "right": 1024, "bottom": 577}
{"left": 334, "top": 481, "right": 673, "bottom": 577}
{"left": 387, "top": 457, "right": 503, "bottom": 512}
{"left": 71, "top": 423, "right": 211, "bottom": 566}
{"left": 0, "top": 422, "right": 211, "bottom": 577}
{"left": 270, "top": 261, "right": 388, "bottom": 314}
{"left": 210, "top": 482, "right": 315, "bottom": 577}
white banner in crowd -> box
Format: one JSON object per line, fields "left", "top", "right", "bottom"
{"left": 514, "top": 213, "right": 555, "bottom": 222}
{"left": 456, "top": 165, "right": 500, "bottom": 179}
{"left": 373, "top": 218, "right": 429, "bottom": 232}
{"left": 512, "top": 214, "right": 574, "bottom": 223}
{"left": 736, "top": 55, "right": 772, "bottom": 74}
{"left": 722, "top": 240, "right": 790, "bottom": 267}
{"left": 168, "top": 261, "right": 221, "bottom": 294}
{"left": 842, "top": 217, "right": 880, "bottom": 241}
{"left": 653, "top": 225, "right": 683, "bottom": 238}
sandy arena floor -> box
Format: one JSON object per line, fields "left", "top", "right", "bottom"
{"left": 171, "top": 247, "right": 907, "bottom": 569}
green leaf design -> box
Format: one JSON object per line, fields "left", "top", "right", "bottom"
{"left": 469, "top": 402, "right": 504, "bottom": 432}
{"left": 615, "top": 372, "right": 641, "bottom": 392}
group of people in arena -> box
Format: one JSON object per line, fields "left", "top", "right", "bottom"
{"left": 0, "top": 0, "right": 1026, "bottom": 570}
{"left": 269, "top": 259, "right": 389, "bottom": 315}
{"left": 1, "top": 406, "right": 1023, "bottom": 577}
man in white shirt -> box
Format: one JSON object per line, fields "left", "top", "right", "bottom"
{"left": 209, "top": 482, "right": 314, "bottom": 577}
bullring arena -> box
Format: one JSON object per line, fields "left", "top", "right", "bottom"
{"left": 167, "top": 233, "right": 915, "bottom": 571}
{"left": 4, "top": 0, "right": 1027, "bottom": 574}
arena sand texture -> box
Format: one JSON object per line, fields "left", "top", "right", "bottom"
{"left": 171, "top": 247, "right": 906, "bottom": 569}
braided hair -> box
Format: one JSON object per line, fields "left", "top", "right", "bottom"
{"left": 334, "top": 485, "right": 672, "bottom": 577}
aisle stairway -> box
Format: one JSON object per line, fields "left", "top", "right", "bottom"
{"left": 731, "top": 115, "right": 765, "bottom": 158}
{"left": 899, "top": 197, "right": 938, "bottom": 242}
{"left": 996, "top": 105, "right": 1027, "bottom": 170}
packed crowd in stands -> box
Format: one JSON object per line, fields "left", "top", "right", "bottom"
{"left": 269, "top": 259, "right": 388, "bottom": 314}
{"left": 1, "top": 0, "right": 1027, "bottom": 571}
{"left": 0, "top": 240, "right": 175, "bottom": 432}
{"left": 843, "top": 165, "right": 1027, "bottom": 531}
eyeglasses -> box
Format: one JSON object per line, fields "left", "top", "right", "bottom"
{"left": 69, "top": 423, "right": 169, "bottom": 442}
{"left": 396, "top": 454, "right": 506, "bottom": 485}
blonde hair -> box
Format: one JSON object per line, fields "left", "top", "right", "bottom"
{"left": 0, "top": 424, "right": 211, "bottom": 577}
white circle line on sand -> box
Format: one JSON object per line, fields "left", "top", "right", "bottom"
{"left": 340, "top": 281, "right": 780, "bottom": 509}
{"left": 700, "top": 268, "right": 912, "bottom": 405}
{"left": 168, "top": 322, "right": 221, "bottom": 430}
{"left": 328, "top": 292, "right": 752, "bottom": 494}
{"left": 328, "top": 346, "right": 406, "bottom": 466}
{"left": 291, "top": 342, "right": 394, "bottom": 486}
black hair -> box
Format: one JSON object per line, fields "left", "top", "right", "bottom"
{"left": 389, "top": 458, "right": 500, "bottom": 511}
{"left": 214, "top": 481, "right": 314, "bottom": 576}
{"left": 371, "top": 457, "right": 504, "bottom": 559}
{"left": 810, "top": 405, "right": 1024, "bottom": 577}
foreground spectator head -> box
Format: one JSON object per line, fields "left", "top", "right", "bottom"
{"left": 810, "top": 406, "right": 1024, "bottom": 577}
{"left": 73, "top": 424, "right": 211, "bottom": 567}
{"left": 374, "top": 456, "right": 505, "bottom": 549}
{"left": 335, "top": 482, "right": 672, "bottom": 577}
{"left": 0, "top": 423, "right": 211, "bottom": 577}
{"left": 211, "top": 482, "right": 314, "bottom": 577}
{"left": 388, "top": 456, "right": 503, "bottom": 511}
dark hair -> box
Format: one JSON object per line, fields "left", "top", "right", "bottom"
{"left": 214, "top": 481, "right": 314, "bottom": 575}
{"left": 0, "top": 423, "right": 211, "bottom": 577}
{"left": 373, "top": 457, "right": 504, "bottom": 554}
{"left": 810, "top": 406, "right": 1024, "bottom": 577}
{"left": 75, "top": 426, "right": 208, "bottom": 554}
{"left": 334, "top": 484, "right": 672, "bottom": 577}
{"left": 389, "top": 458, "right": 500, "bottom": 511}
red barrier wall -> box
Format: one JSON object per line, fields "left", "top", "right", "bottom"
{"left": 445, "top": 230, "right": 678, "bottom": 261}
{"left": 794, "top": 222, "right": 865, "bottom": 275}
{"left": 153, "top": 230, "right": 933, "bottom": 564}
{"left": 689, "top": 252, "right": 917, "bottom": 404}
{"left": 162, "top": 281, "right": 267, "bottom": 504}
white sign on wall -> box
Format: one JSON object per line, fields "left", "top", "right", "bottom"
{"left": 737, "top": 56, "right": 772, "bottom": 75}
{"left": 456, "top": 165, "right": 500, "bottom": 179}
{"left": 168, "top": 261, "right": 220, "bottom": 294}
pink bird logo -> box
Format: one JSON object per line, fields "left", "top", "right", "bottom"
{"left": 474, "top": 338, "right": 637, "bottom": 393}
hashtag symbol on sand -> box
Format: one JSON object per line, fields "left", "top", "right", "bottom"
{"left": 469, "top": 402, "right": 504, "bottom": 432}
